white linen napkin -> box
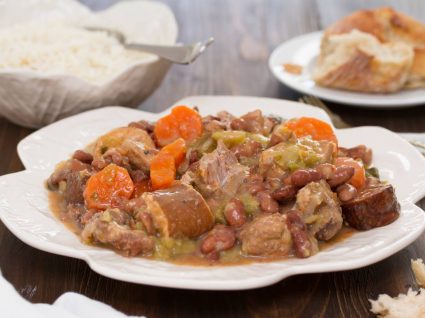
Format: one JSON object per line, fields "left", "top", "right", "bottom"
{"left": 0, "top": 271, "right": 144, "bottom": 318}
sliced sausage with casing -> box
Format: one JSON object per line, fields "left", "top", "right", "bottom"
{"left": 342, "top": 184, "right": 400, "bottom": 230}
{"left": 142, "top": 183, "right": 215, "bottom": 239}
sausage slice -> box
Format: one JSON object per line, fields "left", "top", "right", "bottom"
{"left": 342, "top": 184, "right": 400, "bottom": 230}
{"left": 142, "top": 183, "right": 214, "bottom": 239}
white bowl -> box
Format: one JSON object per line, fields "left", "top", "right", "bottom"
{"left": 0, "top": 0, "right": 178, "bottom": 128}
{"left": 0, "top": 96, "right": 423, "bottom": 290}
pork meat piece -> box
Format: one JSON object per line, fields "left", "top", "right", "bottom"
{"left": 230, "top": 110, "right": 275, "bottom": 135}
{"left": 295, "top": 180, "right": 343, "bottom": 241}
{"left": 182, "top": 141, "right": 249, "bottom": 203}
{"left": 239, "top": 213, "right": 292, "bottom": 257}
{"left": 82, "top": 208, "right": 154, "bottom": 256}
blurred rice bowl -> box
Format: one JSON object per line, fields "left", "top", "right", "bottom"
{"left": 0, "top": 0, "right": 178, "bottom": 128}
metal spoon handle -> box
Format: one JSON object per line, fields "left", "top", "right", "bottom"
{"left": 125, "top": 43, "right": 193, "bottom": 64}
{"left": 125, "top": 38, "right": 214, "bottom": 64}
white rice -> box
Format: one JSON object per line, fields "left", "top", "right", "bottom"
{"left": 0, "top": 21, "right": 150, "bottom": 84}
{"left": 369, "top": 258, "right": 425, "bottom": 317}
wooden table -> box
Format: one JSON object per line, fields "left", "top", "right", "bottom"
{"left": 1, "top": 1, "right": 425, "bottom": 317}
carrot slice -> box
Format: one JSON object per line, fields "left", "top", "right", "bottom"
{"left": 160, "top": 138, "right": 187, "bottom": 167}
{"left": 150, "top": 153, "right": 176, "bottom": 190}
{"left": 284, "top": 117, "right": 338, "bottom": 144}
{"left": 154, "top": 106, "right": 202, "bottom": 147}
{"left": 335, "top": 157, "right": 366, "bottom": 189}
{"left": 84, "top": 164, "right": 134, "bottom": 210}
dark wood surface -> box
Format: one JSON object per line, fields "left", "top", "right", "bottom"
{"left": 1, "top": 1, "right": 425, "bottom": 317}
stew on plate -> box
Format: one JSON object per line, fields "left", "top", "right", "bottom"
{"left": 47, "top": 106, "right": 400, "bottom": 264}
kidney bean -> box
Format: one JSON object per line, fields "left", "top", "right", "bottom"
{"left": 327, "top": 165, "right": 355, "bottom": 188}
{"left": 224, "top": 198, "right": 247, "bottom": 227}
{"left": 286, "top": 210, "right": 314, "bottom": 258}
{"left": 257, "top": 191, "right": 279, "bottom": 213}
{"left": 200, "top": 225, "right": 236, "bottom": 254}
{"left": 73, "top": 150, "right": 93, "bottom": 164}
{"left": 130, "top": 169, "right": 148, "bottom": 183}
{"left": 339, "top": 145, "right": 372, "bottom": 166}
{"left": 291, "top": 169, "right": 321, "bottom": 187}
{"left": 315, "top": 163, "right": 335, "bottom": 180}
{"left": 271, "top": 185, "right": 297, "bottom": 202}
{"left": 230, "top": 118, "right": 245, "bottom": 131}
{"left": 336, "top": 183, "right": 358, "bottom": 202}
{"left": 128, "top": 120, "right": 154, "bottom": 133}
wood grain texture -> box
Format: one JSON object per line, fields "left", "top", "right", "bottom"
{"left": 0, "top": 1, "right": 424, "bottom": 317}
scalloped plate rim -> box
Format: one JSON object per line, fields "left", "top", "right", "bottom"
{"left": 3, "top": 95, "right": 425, "bottom": 290}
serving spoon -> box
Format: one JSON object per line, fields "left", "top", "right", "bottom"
{"left": 85, "top": 27, "right": 214, "bottom": 64}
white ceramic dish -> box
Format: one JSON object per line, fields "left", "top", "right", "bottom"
{"left": 269, "top": 31, "right": 425, "bottom": 108}
{"left": 0, "top": 0, "right": 177, "bottom": 128}
{"left": 1, "top": 96, "right": 425, "bottom": 290}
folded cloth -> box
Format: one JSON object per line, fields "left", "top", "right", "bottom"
{"left": 0, "top": 271, "right": 144, "bottom": 318}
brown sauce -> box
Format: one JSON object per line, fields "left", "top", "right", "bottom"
{"left": 49, "top": 192, "right": 356, "bottom": 266}
{"left": 49, "top": 191, "right": 83, "bottom": 235}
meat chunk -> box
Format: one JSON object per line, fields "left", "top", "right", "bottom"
{"left": 63, "top": 170, "right": 90, "bottom": 204}
{"left": 231, "top": 110, "right": 275, "bottom": 135}
{"left": 120, "top": 139, "right": 158, "bottom": 171}
{"left": 47, "top": 159, "right": 92, "bottom": 204}
{"left": 81, "top": 209, "right": 155, "bottom": 256}
{"left": 93, "top": 127, "right": 157, "bottom": 171}
{"left": 239, "top": 213, "right": 292, "bottom": 256}
{"left": 342, "top": 184, "right": 400, "bottom": 230}
{"left": 295, "top": 180, "right": 343, "bottom": 241}
{"left": 182, "top": 141, "right": 249, "bottom": 211}
{"left": 142, "top": 183, "right": 214, "bottom": 239}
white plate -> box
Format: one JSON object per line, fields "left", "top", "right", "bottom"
{"left": 269, "top": 31, "right": 425, "bottom": 108}
{"left": 1, "top": 96, "right": 425, "bottom": 290}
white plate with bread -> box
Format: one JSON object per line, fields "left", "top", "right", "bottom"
{"left": 269, "top": 7, "right": 425, "bottom": 108}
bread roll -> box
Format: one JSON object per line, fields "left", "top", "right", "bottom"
{"left": 313, "top": 30, "right": 413, "bottom": 93}
{"left": 315, "top": 7, "right": 425, "bottom": 91}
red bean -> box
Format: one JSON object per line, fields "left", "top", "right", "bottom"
{"left": 200, "top": 225, "right": 236, "bottom": 254}
{"left": 128, "top": 120, "right": 154, "bottom": 133}
{"left": 230, "top": 118, "right": 245, "bottom": 131}
{"left": 327, "top": 165, "right": 355, "bottom": 188}
{"left": 73, "top": 150, "right": 93, "bottom": 164}
{"left": 339, "top": 145, "right": 372, "bottom": 165}
{"left": 291, "top": 169, "right": 321, "bottom": 187}
{"left": 257, "top": 191, "right": 279, "bottom": 213}
{"left": 286, "top": 210, "right": 314, "bottom": 258}
{"left": 224, "top": 198, "right": 247, "bottom": 227}
{"left": 130, "top": 169, "right": 148, "bottom": 183}
{"left": 271, "top": 185, "right": 297, "bottom": 201}
{"left": 336, "top": 183, "right": 358, "bottom": 202}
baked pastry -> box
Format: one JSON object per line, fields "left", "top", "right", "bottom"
{"left": 314, "top": 7, "right": 425, "bottom": 92}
